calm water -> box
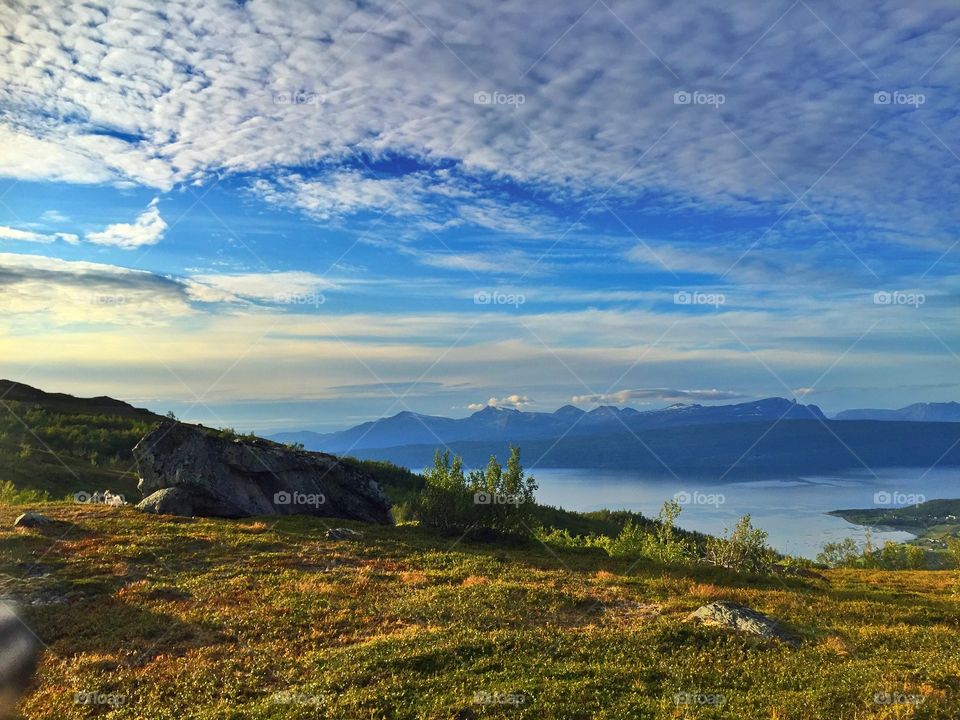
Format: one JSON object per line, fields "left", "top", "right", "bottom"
{"left": 531, "top": 467, "right": 960, "bottom": 559}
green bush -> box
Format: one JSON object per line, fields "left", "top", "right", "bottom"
{"left": 594, "top": 500, "right": 693, "bottom": 565}
{"left": 0, "top": 480, "right": 51, "bottom": 505}
{"left": 412, "top": 446, "right": 537, "bottom": 537}
{"left": 704, "top": 515, "right": 774, "bottom": 574}
{"left": 817, "top": 538, "right": 861, "bottom": 568}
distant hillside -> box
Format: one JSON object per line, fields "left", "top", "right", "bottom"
{"left": 0, "top": 379, "right": 163, "bottom": 498}
{"left": 346, "top": 420, "right": 960, "bottom": 479}
{"left": 830, "top": 498, "right": 960, "bottom": 540}
{"left": 834, "top": 401, "right": 960, "bottom": 422}
{"left": 270, "top": 397, "right": 827, "bottom": 453}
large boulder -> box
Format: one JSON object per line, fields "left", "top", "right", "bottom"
{"left": 688, "top": 601, "right": 800, "bottom": 645}
{"left": 134, "top": 422, "right": 392, "bottom": 524}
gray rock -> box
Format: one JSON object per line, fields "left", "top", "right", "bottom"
{"left": 688, "top": 601, "right": 800, "bottom": 645}
{"left": 134, "top": 422, "right": 392, "bottom": 524}
{"left": 13, "top": 512, "right": 51, "bottom": 529}
{"left": 137, "top": 487, "right": 208, "bottom": 516}
{"left": 325, "top": 527, "right": 362, "bottom": 541}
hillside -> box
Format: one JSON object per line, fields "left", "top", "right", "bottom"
{"left": 5, "top": 503, "right": 960, "bottom": 719}
{"left": 831, "top": 498, "right": 960, "bottom": 540}
{"left": 0, "top": 380, "right": 163, "bottom": 499}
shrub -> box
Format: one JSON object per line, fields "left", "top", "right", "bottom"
{"left": 704, "top": 515, "right": 773, "bottom": 574}
{"left": 817, "top": 538, "right": 861, "bottom": 568}
{"left": 596, "top": 500, "right": 693, "bottom": 564}
{"left": 412, "top": 446, "right": 537, "bottom": 538}
{"left": 0, "top": 480, "right": 51, "bottom": 505}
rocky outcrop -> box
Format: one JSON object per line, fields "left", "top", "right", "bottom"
{"left": 688, "top": 601, "right": 800, "bottom": 645}
{"left": 134, "top": 422, "right": 392, "bottom": 524}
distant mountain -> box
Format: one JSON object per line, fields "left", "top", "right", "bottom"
{"left": 834, "top": 402, "right": 960, "bottom": 422}
{"left": 269, "top": 397, "right": 827, "bottom": 454}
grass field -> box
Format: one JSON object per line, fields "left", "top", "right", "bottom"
{"left": 4, "top": 502, "right": 959, "bottom": 719}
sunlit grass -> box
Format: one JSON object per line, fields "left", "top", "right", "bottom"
{"left": 4, "top": 503, "right": 959, "bottom": 719}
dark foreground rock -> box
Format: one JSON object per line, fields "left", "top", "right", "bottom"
{"left": 688, "top": 601, "right": 800, "bottom": 645}
{"left": 134, "top": 422, "right": 392, "bottom": 524}
{"left": 0, "top": 604, "right": 41, "bottom": 703}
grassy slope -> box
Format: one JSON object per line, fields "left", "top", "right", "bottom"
{"left": 0, "top": 380, "right": 162, "bottom": 499}
{"left": 5, "top": 504, "right": 960, "bottom": 720}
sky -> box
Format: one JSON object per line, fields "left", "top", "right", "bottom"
{"left": 0, "top": 0, "right": 958, "bottom": 432}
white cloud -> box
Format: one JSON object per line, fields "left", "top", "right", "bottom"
{"left": 468, "top": 394, "right": 533, "bottom": 410}
{"left": 0, "top": 252, "right": 192, "bottom": 325}
{"left": 86, "top": 198, "right": 167, "bottom": 248}
{"left": 186, "top": 271, "right": 337, "bottom": 303}
{"left": 4, "top": 0, "right": 955, "bottom": 259}
{"left": 571, "top": 388, "right": 749, "bottom": 406}
{"left": 0, "top": 226, "right": 78, "bottom": 244}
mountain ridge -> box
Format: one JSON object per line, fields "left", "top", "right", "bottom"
{"left": 268, "top": 396, "right": 828, "bottom": 453}
{"left": 834, "top": 401, "right": 960, "bottom": 422}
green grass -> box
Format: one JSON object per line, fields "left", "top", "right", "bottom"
{"left": 4, "top": 503, "right": 959, "bottom": 719}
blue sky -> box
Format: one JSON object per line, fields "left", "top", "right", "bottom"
{"left": 0, "top": 0, "right": 958, "bottom": 431}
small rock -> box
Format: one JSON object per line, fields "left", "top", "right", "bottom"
{"left": 325, "top": 527, "right": 362, "bottom": 541}
{"left": 13, "top": 512, "right": 51, "bottom": 529}
{"left": 688, "top": 601, "right": 800, "bottom": 646}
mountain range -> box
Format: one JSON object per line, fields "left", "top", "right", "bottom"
{"left": 269, "top": 398, "right": 960, "bottom": 477}
{"left": 269, "top": 397, "right": 828, "bottom": 453}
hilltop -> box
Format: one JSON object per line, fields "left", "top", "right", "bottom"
{"left": 0, "top": 379, "right": 162, "bottom": 499}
